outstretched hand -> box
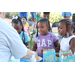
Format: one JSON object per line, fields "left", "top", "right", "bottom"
{"left": 40, "top": 49, "right": 44, "bottom": 53}
{"left": 22, "top": 49, "right": 33, "bottom": 59}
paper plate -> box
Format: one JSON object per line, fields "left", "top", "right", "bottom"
{"left": 36, "top": 56, "right": 43, "bottom": 62}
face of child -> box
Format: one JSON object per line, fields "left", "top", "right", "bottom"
{"left": 21, "top": 18, "right": 26, "bottom": 25}
{"left": 12, "top": 23, "right": 22, "bottom": 34}
{"left": 58, "top": 22, "right": 66, "bottom": 36}
{"left": 38, "top": 22, "right": 49, "bottom": 35}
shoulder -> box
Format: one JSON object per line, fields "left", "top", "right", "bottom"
{"left": 69, "top": 35, "right": 75, "bottom": 44}
{"left": 49, "top": 32, "right": 58, "bottom": 42}
{"left": 70, "top": 38, "right": 75, "bottom": 41}
{"left": 0, "top": 18, "right": 20, "bottom": 38}
{"left": 69, "top": 37, "right": 75, "bottom": 51}
{"left": 35, "top": 33, "right": 41, "bottom": 36}
{"left": 23, "top": 32, "right": 28, "bottom": 36}
{"left": 33, "top": 33, "right": 40, "bottom": 41}
{"left": 0, "top": 18, "right": 13, "bottom": 30}
{"left": 20, "top": 31, "right": 27, "bottom": 36}
{"left": 50, "top": 32, "right": 58, "bottom": 38}
{"left": 69, "top": 35, "right": 75, "bottom": 41}
{"left": 0, "top": 18, "right": 17, "bottom": 35}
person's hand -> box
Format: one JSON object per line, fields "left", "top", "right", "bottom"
{"left": 56, "top": 52, "right": 59, "bottom": 57}
{"left": 40, "top": 49, "right": 44, "bottom": 53}
{"left": 22, "top": 49, "right": 34, "bottom": 59}
{"left": 37, "top": 13, "right": 40, "bottom": 17}
{"left": 29, "top": 34, "right": 31, "bottom": 37}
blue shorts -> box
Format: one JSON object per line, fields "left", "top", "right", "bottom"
{"left": 62, "top": 12, "right": 72, "bottom": 17}
{"left": 19, "top": 12, "right": 28, "bottom": 20}
{"left": 30, "top": 12, "right": 36, "bottom": 18}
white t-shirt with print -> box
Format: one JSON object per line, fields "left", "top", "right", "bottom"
{"left": 0, "top": 18, "right": 28, "bottom": 62}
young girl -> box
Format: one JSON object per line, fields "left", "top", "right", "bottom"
{"left": 72, "top": 13, "right": 75, "bottom": 35}
{"left": 21, "top": 16, "right": 31, "bottom": 37}
{"left": 32, "top": 18, "right": 60, "bottom": 59}
{"left": 58, "top": 18, "right": 75, "bottom": 54}
{"left": 12, "top": 16, "right": 31, "bottom": 62}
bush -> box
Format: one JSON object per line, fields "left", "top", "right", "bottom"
{"left": 50, "top": 12, "right": 63, "bottom": 23}
{"left": 5, "top": 12, "right": 63, "bottom": 23}
{"left": 5, "top": 12, "right": 19, "bottom": 19}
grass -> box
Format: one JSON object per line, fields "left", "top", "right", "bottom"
{"left": 29, "top": 34, "right": 35, "bottom": 49}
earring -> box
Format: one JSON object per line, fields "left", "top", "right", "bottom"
{"left": 67, "top": 32, "right": 69, "bottom": 37}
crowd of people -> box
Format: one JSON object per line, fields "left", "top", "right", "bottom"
{"left": 19, "top": 12, "right": 50, "bottom": 28}
{"left": 0, "top": 12, "right": 75, "bottom": 62}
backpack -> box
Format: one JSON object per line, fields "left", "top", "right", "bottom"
{"left": 22, "top": 32, "right": 25, "bottom": 45}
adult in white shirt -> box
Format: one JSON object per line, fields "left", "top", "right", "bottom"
{"left": 0, "top": 14, "right": 33, "bottom": 62}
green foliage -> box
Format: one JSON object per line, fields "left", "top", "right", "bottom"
{"left": 50, "top": 12, "right": 63, "bottom": 23}
{"left": 5, "top": 12, "right": 19, "bottom": 18}
{"left": 10, "top": 12, "right": 19, "bottom": 16}
{"left": 5, "top": 12, "right": 63, "bottom": 23}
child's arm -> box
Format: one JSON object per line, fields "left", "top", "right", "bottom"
{"left": 37, "top": 13, "right": 40, "bottom": 17}
{"left": 54, "top": 40, "right": 60, "bottom": 52}
{"left": 25, "top": 42, "right": 30, "bottom": 49}
{"left": 32, "top": 42, "right": 37, "bottom": 52}
{"left": 72, "top": 27, "right": 75, "bottom": 35}
{"left": 54, "top": 40, "right": 60, "bottom": 57}
{"left": 69, "top": 38, "right": 75, "bottom": 54}
{"left": 72, "top": 27, "right": 74, "bottom": 33}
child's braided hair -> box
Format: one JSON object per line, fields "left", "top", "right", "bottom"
{"left": 59, "top": 18, "right": 72, "bottom": 31}
{"left": 36, "top": 18, "right": 51, "bottom": 37}
{"left": 12, "top": 16, "right": 25, "bottom": 44}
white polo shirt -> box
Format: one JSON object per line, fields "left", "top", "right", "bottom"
{"left": 0, "top": 18, "right": 28, "bottom": 62}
